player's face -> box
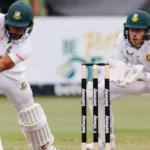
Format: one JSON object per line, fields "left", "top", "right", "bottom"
{"left": 8, "top": 26, "right": 26, "bottom": 39}
{"left": 129, "top": 28, "right": 147, "bottom": 47}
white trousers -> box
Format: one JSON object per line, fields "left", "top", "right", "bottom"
{"left": 98, "top": 80, "right": 150, "bottom": 129}
{"left": 0, "top": 72, "right": 34, "bottom": 111}
{"left": 0, "top": 72, "right": 34, "bottom": 149}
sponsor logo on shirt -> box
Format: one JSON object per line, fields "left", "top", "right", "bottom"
{"left": 132, "top": 13, "right": 139, "bottom": 22}
{"left": 126, "top": 50, "right": 134, "bottom": 56}
{"left": 16, "top": 54, "right": 24, "bottom": 61}
{"left": 13, "top": 11, "right": 21, "bottom": 20}
{"left": 6, "top": 46, "right": 12, "bottom": 55}
{"left": 146, "top": 54, "right": 150, "bottom": 62}
{"left": 20, "top": 82, "right": 27, "bottom": 91}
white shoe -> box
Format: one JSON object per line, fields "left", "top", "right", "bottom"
{"left": 41, "top": 142, "right": 59, "bottom": 150}
{"left": 110, "top": 138, "right": 115, "bottom": 150}
{"left": 48, "top": 145, "right": 59, "bottom": 150}
{"left": 86, "top": 138, "right": 115, "bottom": 150}
{"left": 86, "top": 138, "right": 105, "bottom": 150}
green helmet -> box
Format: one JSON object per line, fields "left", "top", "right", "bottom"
{"left": 5, "top": 2, "right": 34, "bottom": 43}
{"left": 5, "top": 1, "right": 34, "bottom": 28}
{"left": 124, "top": 10, "right": 150, "bottom": 48}
{"left": 124, "top": 10, "right": 150, "bottom": 29}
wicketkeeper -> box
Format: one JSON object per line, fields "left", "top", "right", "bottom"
{"left": 86, "top": 10, "right": 150, "bottom": 150}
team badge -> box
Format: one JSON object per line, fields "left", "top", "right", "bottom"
{"left": 13, "top": 11, "right": 21, "bottom": 20}
{"left": 6, "top": 46, "right": 12, "bottom": 55}
{"left": 146, "top": 54, "right": 150, "bottom": 62}
{"left": 132, "top": 13, "right": 139, "bottom": 22}
{"left": 20, "top": 82, "right": 27, "bottom": 91}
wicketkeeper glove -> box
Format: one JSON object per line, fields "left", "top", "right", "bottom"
{"left": 118, "top": 64, "right": 146, "bottom": 87}
{"left": 107, "top": 58, "right": 130, "bottom": 84}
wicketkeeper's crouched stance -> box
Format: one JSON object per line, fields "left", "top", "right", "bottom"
{"left": 0, "top": 2, "right": 59, "bottom": 150}
{"left": 86, "top": 10, "right": 150, "bottom": 150}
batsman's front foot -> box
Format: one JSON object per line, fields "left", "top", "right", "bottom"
{"left": 41, "top": 142, "right": 59, "bottom": 150}
{"left": 86, "top": 138, "right": 115, "bottom": 150}
{"left": 48, "top": 145, "right": 59, "bottom": 150}
{"left": 29, "top": 142, "right": 59, "bottom": 150}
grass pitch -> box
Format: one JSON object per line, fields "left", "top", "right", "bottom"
{"left": 0, "top": 95, "right": 150, "bottom": 150}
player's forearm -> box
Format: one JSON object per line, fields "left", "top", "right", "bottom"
{"left": 0, "top": 55, "right": 15, "bottom": 72}
{"left": 0, "top": 62, "right": 7, "bottom": 72}
{"left": 0, "top": 63, "right": 15, "bottom": 72}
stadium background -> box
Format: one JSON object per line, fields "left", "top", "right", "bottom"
{"left": 0, "top": 1, "right": 150, "bottom": 150}
{"left": 0, "top": 0, "right": 150, "bottom": 96}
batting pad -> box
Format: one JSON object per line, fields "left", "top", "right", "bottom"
{"left": 17, "top": 103, "right": 54, "bottom": 150}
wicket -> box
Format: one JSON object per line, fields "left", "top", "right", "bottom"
{"left": 81, "top": 63, "right": 110, "bottom": 150}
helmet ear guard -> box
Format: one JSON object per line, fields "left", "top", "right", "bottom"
{"left": 123, "top": 23, "right": 128, "bottom": 40}
{"left": 27, "top": 17, "right": 35, "bottom": 33}
{"left": 145, "top": 28, "right": 150, "bottom": 40}
{"left": 27, "top": 22, "right": 33, "bottom": 33}
{"left": 5, "top": 14, "right": 7, "bottom": 19}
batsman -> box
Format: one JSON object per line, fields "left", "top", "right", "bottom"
{"left": 86, "top": 10, "right": 150, "bottom": 150}
{"left": 0, "top": 2, "right": 59, "bottom": 150}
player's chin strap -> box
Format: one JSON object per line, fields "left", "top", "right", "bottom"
{"left": 7, "top": 37, "right": 11, "bottom": 44}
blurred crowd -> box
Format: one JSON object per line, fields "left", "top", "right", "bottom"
{"left": 0, "top": 0, "right": 40, "bottom": 15}
{"left": 0, "top": 0, "right": 150, "bottom": 16}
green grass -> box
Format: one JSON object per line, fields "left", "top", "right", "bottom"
{"left": 0, "top": 95, "right": 150, "bottom": 150}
